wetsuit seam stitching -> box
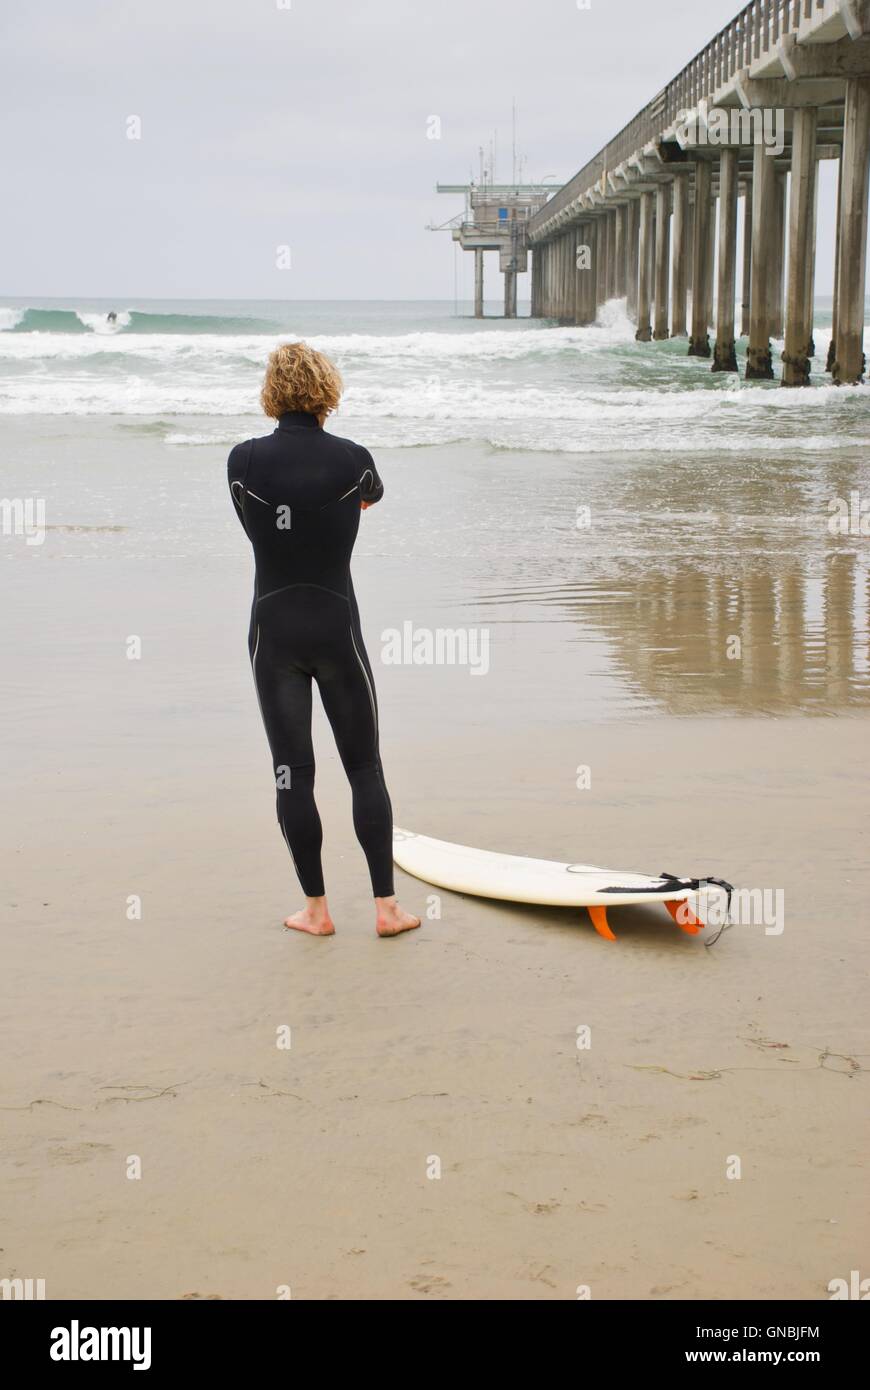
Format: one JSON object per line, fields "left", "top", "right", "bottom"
{"left": 348, "top": 618, "right": 379, "bottom": 741}
{"left": 257, "top": 582, "right": 349, "bottom": 603}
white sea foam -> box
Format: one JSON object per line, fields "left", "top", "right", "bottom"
{"left": 0, "top": 301, "right": 867, "bottom": 455}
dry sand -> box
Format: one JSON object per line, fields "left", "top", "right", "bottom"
{"left": 3, "top": 714, "right": 868, "bottom": 1300}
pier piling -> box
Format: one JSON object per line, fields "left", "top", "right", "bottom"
{"left": 636, "top": 191, "right": 654, "bottom": 342}
{"left": 746, "top": 143, "right": 777, "bottom": 380}
{"left": 833, "top": 77, "right": 870, "bottom": 384}
{"left": 653, "top": 183, "right": 671, "bottom": 340}
{"left": 671, "top": 174, "right": 690, "bottom": 337}
{"left": 689, "top": 161, "right": 713, "bottom": 358}
{"left": 712, "top": 149, "right": 738, "bottom": 373}
{"left": 782, "top": 108, "right": 818, "bottom": 386}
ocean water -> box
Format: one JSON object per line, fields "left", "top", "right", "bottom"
{"left": 2, "top": 297, "right": 870, "bottom": 718}
{"left": 0, "top": 296, "right": 868, "bottom": 456}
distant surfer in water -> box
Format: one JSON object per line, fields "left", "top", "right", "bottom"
{"left": 107, "top": 311, "right": 117, "bottom": 324}
{"left": 227, "top": 342, "right": 420, "bottom": 939}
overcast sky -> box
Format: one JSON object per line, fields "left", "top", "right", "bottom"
{"left": 1, "top": 0, "right": 837, "bottom": 300}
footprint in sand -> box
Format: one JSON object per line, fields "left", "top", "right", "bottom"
{"left": 408, "top": 1274, "right": 451, "bottom": 1294}
{"left": 48, "top": 1142, "right": 112, "bottom": 1165}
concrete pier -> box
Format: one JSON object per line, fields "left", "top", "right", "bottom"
{"left": 635, "top": 191, "right": 653, "bottom": 342}
{"left": 827, "top": 156, "right": 843, "bottom": 372}
{"left": 782, "top": 108, "right": 818, "bottom": 387}
{"left": 770, "top": 172, "right": 787, "bottom": 340}
{"left": 436, "top": 1, "right": 870, "bottom": 353}
{"left": 435, "top": 182, "right": 550, "bottom": 318}
{"left": 586, "top": 222, "right": 598, "bottom": 323}
{"left": 740, "top": 189, "right": 752, "bottom": 339}
{"left": 504, "top": 267, "right": 517, "bottom": 319}
{"left": 605, "top": 210, "right": 615, "bottom": 301}
{"left": 653, "top": 183, "right": 671, "bottom": 340}
{"left": 689, "top": 161, "right": 713, "bottom": 358}
{"left": 625, "top": 199, "right": 640, "bottom": 320}
{"left": 596, "top": 214, "right": 608, "bottom": 316}
{"left": 671, "top": 174, "right": 690, "bottom": 337}
{"left": 712, "top": 148, "right": 738, "bottom": 373}
{"left": 615, "top": 205, "right": 626, "bottom": 299}
{"left": 833, "top": 78, "right": 870, "bottom": 385}
{"left": 574, "top": 225, "right": 588, "bottom": 324}
{"left": 746, "top": 143, "right": 777, "bottom": 380}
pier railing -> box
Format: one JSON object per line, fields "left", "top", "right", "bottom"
{"left": 530, "top": 0, "right": 833, "bottom": 234}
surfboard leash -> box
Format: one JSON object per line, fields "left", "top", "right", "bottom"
{"left": 659, "top": 873, "right": 735, "bottom": 947}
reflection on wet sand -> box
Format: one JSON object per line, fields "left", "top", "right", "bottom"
{"left": 481, "top": 547, "right": 869, "bottom": 715}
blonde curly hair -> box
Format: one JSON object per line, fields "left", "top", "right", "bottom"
{"left": 260, "top": 341, "right": 343, "bottom": 420}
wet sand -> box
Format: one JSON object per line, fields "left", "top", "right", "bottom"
{"left": 2, "top": 422, "right": 868, "bottom": 1299}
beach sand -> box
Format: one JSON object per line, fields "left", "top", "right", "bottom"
{"left": 2, "top": 422, "right": 868, "bottom": 1299}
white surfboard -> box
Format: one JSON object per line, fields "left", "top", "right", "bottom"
{"left": 393, "top": 827, "right": 717, "bottom": 940}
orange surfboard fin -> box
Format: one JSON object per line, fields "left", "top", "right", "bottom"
{"left": 664, "top": 898, "right": 701, "bottom": 934}
{"left": 587, "top": 905, "right": 616, "bottom": 941}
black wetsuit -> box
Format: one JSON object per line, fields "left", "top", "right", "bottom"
{"left": 228, "top": 411, "right": 394, "bottom": 898}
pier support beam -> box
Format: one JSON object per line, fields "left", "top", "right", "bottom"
{"left": 503, "top": 268, "right": 517, "bottom": 319}
{"left": 827, "top": 156, "right": 843, "bottom": 372}
{"left": 589, "top": 218, "right": 603, "bottom": 316}
{"left": 646, "top": 203, "right": 656, "bottom": 322}
{"left": 712, "top": 148, "right": 738, "bottom": 373}
{"left": 615, "top": 205, "right": 626, "bottom": 299}
{"left": 531, "top": 245, "right": 542, "bottom": 318}
{"left": 605, "top": 209, "right": 616, "bottom": 301}
{"left": 572, "top": 228, "right": 583, "bottom": 323}
{"left": 833, "top": 78, "right": 870, "bottom": 385}
{"left": 671, "top": 174, "right": 690, "bottom": 337}
{"left": 474, "top": 248, "right": 484, "bottom": 319}
{"left": 626, "top": 200, "right": 640, "bottom": 321}
{"left": 689, "top": 161, "right": 713, "bottom": 357}
{"left": 565, "top": 230, "right": 577, "bottom": 322}
{"left": 584, "top": 223, "right": 594, "bottom": 323}
{"left": 579, "top": 226, "right": 588, "bottom": 322}
{"left": 746, "top": 144, "right": 777, "bottom": 379}
{"left": 782, "top": 108, "right": 818, "bottom": 387}
{"left": 636, "top": 191, "right": 653, "bottom": 341}
{"left": 653, "top": 182, "right": 671, "bottom": 340}
{"left": 584, "top": 222, "right": 597, "bottom": 324}
{"left": 740, "top": 186, "right": 752, "bottom": 339}
{"left": 771, "top": 172, "right": 787, "bottom": 339}
{"left": 574, "top": 225, "right": 587, "bottom": 324}
{"left": 547, "top": 237, "right": 555, "bottom": 318}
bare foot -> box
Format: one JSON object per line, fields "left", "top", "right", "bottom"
{"left": 284, "top": 897, "right": 335, "bottom": 936}
{"left": 375, "top": 896, "right": 421, "bottom": 938}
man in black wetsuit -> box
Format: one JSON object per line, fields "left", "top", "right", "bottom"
{"left": 228, "top": 341, "right": 420, "bottom": 938}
